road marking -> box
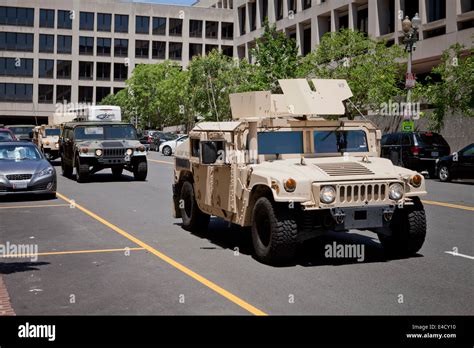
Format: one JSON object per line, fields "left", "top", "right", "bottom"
{"left": 444, "top": 251, "right": 474, "bottom": 260}
{"left": 148, "top": 159, "right": 173, "bottom": 165}
{"left": 0, "top": 204, "right": 69, "bottom": 210}
{"left": 422, "top": 200, "right": 474, "bottom": 212}
{"left": 56, "top": 192, "right": 267, "bottom": 316}
{"left": 0, "top": 247, "right": 145, "bottom": 258}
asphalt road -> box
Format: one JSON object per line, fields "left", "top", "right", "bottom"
{"left": 0, "top": 151, "right": 472, "bottom": 315}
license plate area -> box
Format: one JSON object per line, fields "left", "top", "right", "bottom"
{"left": 431, "top": 151, "right": 439, "bottom": 157}
{"left": 11, "top": 181, "right": 28, "bottom": 190}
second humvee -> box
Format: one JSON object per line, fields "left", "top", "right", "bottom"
{"left": 32, "top": 125, "right": 61, "bottom": 161}
{"left": 172, "top": 79, "right": 427, "bottom": 265}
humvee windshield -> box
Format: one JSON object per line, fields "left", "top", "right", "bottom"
{"left": 45, "top": 129, "right": 60, "bottom": 136}
{"left": 74, "top": 125, "right": 137, "bottom": 141}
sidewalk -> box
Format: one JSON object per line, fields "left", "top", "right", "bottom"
{"left": 0, "top": 275, "right": 15, "bottom": 315}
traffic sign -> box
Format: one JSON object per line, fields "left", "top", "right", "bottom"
{"left": 402, "top": 120, "right": 414, "bottom": 132}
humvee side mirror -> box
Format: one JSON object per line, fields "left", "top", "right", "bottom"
{"left": 201, "top": 141, "right": 218, "bottom": 164}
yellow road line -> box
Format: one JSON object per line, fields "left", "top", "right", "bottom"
{"left": 0, "top": 247, "right": 145, "bottom": 258}
{"left": 148, "top": 159, "right": 173, "bottom": 165}
{"left": 422, "top": 200, "right": 474, "bottom": 212}
{"left": 0, "top": 204, "right": 69, "bottom": 210}
{"left": 56, "top": 192, "right": 267, "bottom": 316}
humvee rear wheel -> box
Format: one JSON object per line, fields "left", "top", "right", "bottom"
{"left": 133, "top": 159, "right": 148, "bottom": 181}
{"left": 75, "top": 157, "right": 89, "bottom": 183}
{"left": 112, "top": 167, "right": 123, "bottom": 178}
{"left": 379, "top": 197, "right": 426, "bottom": 257}
{"left": 61, "top": 157, "right": 73, "bottom": 177}
{"left": 251, "top": 197, "right": 297, "bottom": 265}
{"left": 180, "top": 181, "right": 209, "bottom": 232}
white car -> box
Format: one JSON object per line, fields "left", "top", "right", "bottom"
{"left": 159, "top": 135, "right": 188, "bottom": 156}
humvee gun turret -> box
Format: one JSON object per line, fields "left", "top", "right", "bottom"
{"left": 173, "top": 79, "right": 427, "bottom": 265}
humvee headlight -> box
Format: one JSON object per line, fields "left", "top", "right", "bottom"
{"left": 389, "top": 183, "right": 404, "bottom": 200}
{"left": 126, "top": 148, "right": 133, "bottom": 155}
{"left": 410, "top": 174, "right": 422, "bottom": 188}
{"left": 320, "top": 186, "right": 336, "bottom": 204}
{"left": 283, "top": 178, "right": 297, "bottom": 192}
{"left": 95, "top": 149, "right": 103, "bottom": 157}
{"left": 136, "top": 146, "right": 145, "bottom": 153}
{"left": 55, "top": 143, "right": 59, "bottom": 149}
{"left": 44, "top": 141, "right": 50, "bottom": 145}
{"left": 80, "top": 147, "right": 89, "bottom": 154}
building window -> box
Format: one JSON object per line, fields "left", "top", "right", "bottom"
{"left": 135, "top": 40, "right": 149, "bottom": 58}
{"left": 221, "top": 45, "right": 233, "bottom": 57}
{"left": 58, "top": 10, "right": 73, "bottom": 29}
{"left": 152, "top": 41, "right": 166, "bottom": 59}
{"left": 302, "top": 0, "right": 311, "bottom": 10}
{"left": 168, "top": 42, "right": 182, "bottom": 60}
{"left": 0, "top": 32, "right": 34, "bottom": 52}
{"left": 189, "top": 43, "right": 202, "bottom": 59}
{"left": 427, "top": 0, "right": 446, "bottom": 22}
{"left": 114, "top": 63, "right": 128, "bottom": 81}
{"left": 39, "top": 34, "right": 54, "bottom": 53}
{"left": 169, "top": 18, "right": 183, "bottom": 36}
{"left": 56, "top": 85, "right": 71, "bottom": 103}
{"left": 0, "top": 83, "right": 33, "bottom": 102}
{"left": 40, "top": 9, "right": 55, "bottom": 28}
{"left": 97, "top": 13, "right": 112, "bottom": 32}
{"left": 79, "top": 86, "right": 93, "bottom": 103}
{"left": 239, "top": 6, "right": 246, "bottom": 35}
{"left": 96, "top": 62, "right": 111, "bottom": 80}
{"left": 136, "top": 16, "right": 150, "bottom": 34}
{"left": 206, "top": 21, "right": 219, "bottom": 39}
{"left": 38, "top": 85, "right": 54, "bottom": 104}
{"left": 153, "top": 17, "right": 166, "bottom": 35}
{"left": 79, "top": 36, "right": 94, "bottom": 55}
{"left": 0, "top": 7, "right": 34, "bottom": 27}
{"left": 205, "top": 44, "right": 218, "bottom": 55}
{"left": 288, "top": 0, "right": 297, "bottom": 14}
{"left": 276, "top": 0, "right": 283, "bottom": 20}
{"left": 115, "top": 14, "right": 129, "bottom": 33}
{"left": 97, "top": 38, "right": 111, "bottom": 56}
{"left": 79, "top": 61, "right": 93, "bottom": 80}
{"left": 249, "top": 2, "right": 257, "bottom": 31}
{"left": 114, "top": 39, "right": 128, "bottom": 57}
{"left": 0, "top": 58, "right": 33, "bottom": 77}
{"left": 260, "top": 0, "right": 269, "bottom": 22}
{"left": 57, "top": 35, "right": 72, "bottom": 54}
{"left": 96, "top": 87, "right": 111, "bottom": 103}
{"left": 221, "top": 22, "right": 233, "bottom": 39}
{"left": 56, "top": 60, "right": 72, "bottom": 79}
{"left": 189, "top": 20, "right": 203, "bottom": 38}
{"left": 39, "top": 59, "right": 54, "bottom": 78}
{"left": 80, "top": 12, "right": 94, "bottom": 30}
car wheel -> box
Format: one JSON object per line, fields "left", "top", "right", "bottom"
{"left": 179, "top": 181, "right": 210, "bottom": 232}
{"left": 251, "top": 196, "right": 298, "bottom": 265}
{"left": 133, "top": 158, "right": 147, "bottom": 181}
{"left": 112, "top": 167, "right": 123, "bottom": 178}
{"left": 162, "top": 146, "right": 172, "bottom": 156}
{"left": 438, "top": 165, "right": 451, "bottom": 182}
{"left": 75, "top": 157, "right": 89, "bottom": 183}
{"left": 61, "top": 157, "right": 73, "bottom": 177}
{"left": 379, "top": 197, "right": 426, "bottom": 257}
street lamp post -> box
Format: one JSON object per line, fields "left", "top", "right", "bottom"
{"left": 401, "top": 13, "right": 421, "bottom": 120}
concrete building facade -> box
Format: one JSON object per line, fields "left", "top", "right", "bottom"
{"left": 0, "top": 0, "right": 473, "bottom": 124}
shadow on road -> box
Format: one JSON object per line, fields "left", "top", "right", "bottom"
{"left": 62, "top": 173, "right": 138, "bottom": 184}
{"left": 0, "top": 194, "right": 58, "bottom": 203}
{"left": 0, "top": 262, "right": 50, "bottom": 275}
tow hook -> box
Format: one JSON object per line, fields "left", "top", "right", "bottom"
{"left": 383, "top": 206, "right": 396, "bottom": 222}
{"left": 330, "top": 208, "right": 345, "bottom": 225}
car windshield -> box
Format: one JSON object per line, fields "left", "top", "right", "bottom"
{"left": 416, "top": 133, "right": 449, "bottom": 147}
{"left": 0, "top": 131, "right": 14, "bottom": 141}
{"left": 0, "top": 144, "right": 42, "bottom": 160}
{"left": 8, "top": 127, "right": 33, "bottom": 135}
{"left": 314, "top": 130, "right": 368, "bottom": 153}
{"left": 45, "top": 129, "right": 60, "bottom": 136}
{"left": 74, "top": 125, "right": 138, "bottom": 140}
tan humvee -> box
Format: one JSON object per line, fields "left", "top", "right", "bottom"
{"left": 173, "top": 79, "right": 427, "bottom": 264}
{"left": 33, "top": 125, "right": 61, "bottom": 161}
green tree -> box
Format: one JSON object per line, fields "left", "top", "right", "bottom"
{"left": 297, "top": 29, "right": 406, "bottom": 117}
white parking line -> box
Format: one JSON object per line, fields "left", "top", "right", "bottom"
{"left": 444, "top": 251, "right": 474, "bottom": 260}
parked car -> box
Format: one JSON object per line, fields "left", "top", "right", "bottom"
{"left": 436, "top": 143, "right": 474, "bottom": 182}
{"left": 0, "top": 128, "right": 16, "bottom": 141}
{"left": 150, "top": 132, "right": 178, "bottom": 151}
{"left": 138, "top": 133, "right": 151, "bottom": 152}
{"left": 0, "top": 141, "right": 56, "bottom": 198}
{"left": 159, "top": 135, "right": 188, "bottom": 156}
{"left": 5, "top": 125, "right": 36, "bottom": 141}
{"left": 381, "top": 131, "right": 450, "bottom": 177}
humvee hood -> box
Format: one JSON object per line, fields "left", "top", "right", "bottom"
{"left": 75, "top": 140, "right": 139, "bottom": 148}
{"left": 253, "top": 156, "right": 411, "bottom": 182}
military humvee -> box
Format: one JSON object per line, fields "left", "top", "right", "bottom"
{"left": 172, "top": 79, "right": 427, "bottom": 264}
{"left": 58, "top": 106, "right": 147, "bottom": 183}
{"left": 32, "top": 125, "right": 61, "bottom": 161}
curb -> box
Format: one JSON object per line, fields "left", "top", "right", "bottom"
{"left": 0, "top": 275, "right": 15, "bottom": 316}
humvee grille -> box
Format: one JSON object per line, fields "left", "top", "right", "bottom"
{"left": 315, "top": 162, "right": 373, "bottom": 176}
{"left": 103, "top": 148, "right": 126, "bottom": 157}
{"left": 339, "top": 183, "right": 387, "bottom": 203}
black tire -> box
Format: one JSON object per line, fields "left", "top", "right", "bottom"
{"left": 251, "top": 196, "right": 298, "bottom": 265}
{"left": 61, "top": 157, "right": 73, "bottom": 177}
{"left": 438, "top": 165, "right": 451, "bottom": 182}
{"left": 133, "top": 158, "right": 148, "bottom": 181}
{"left": 112, "top": 167, "right": 123, "bottom": 178}
{"left": 379, "top": 197, "right": 426, "bottom": 257}
{"left": 75, "top": 157, "right": 89, "bottom": 183}
{"left": 162, "top": 146, "right": 172, "bottom": 156}
{"left": 179, "top": 181, "right": 210, "bottom": 232}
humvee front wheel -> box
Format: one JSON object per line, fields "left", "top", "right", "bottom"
{"left": 133, "top": 158, "right": 147, "bottom": 181}
{"left": 379, "top": 197, "right": 426, "bottom": 257}
{"left": 180, "top": 181, "right": 209, "bottom": 232}
{"left": 251, "top": 197, "right": 298, "bottom": 265}
{"left": 75, "top": 157, "right": 89, "bottom": 183}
